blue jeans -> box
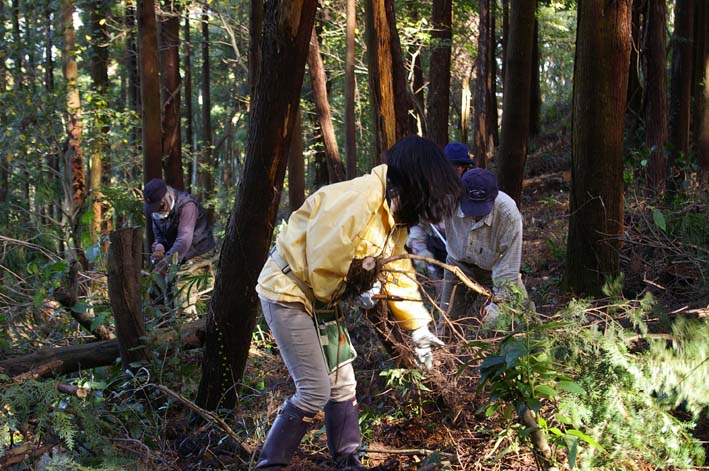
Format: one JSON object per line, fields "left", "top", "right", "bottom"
{"left": 260, "top": 298, "right": 357, "bottom": 414}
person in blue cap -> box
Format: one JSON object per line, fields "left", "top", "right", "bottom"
{"left": 407, "top": 142, "right": 475, "bottom": 280}
{"left": 441, "top": 168, "right": 529, "bottom": 331}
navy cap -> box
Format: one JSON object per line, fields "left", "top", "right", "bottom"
{"left": 444, "top": 142, "right": 475, "bottom": 166}
{"left": 461, "top": 168, "right": 498, "bottom": 217}
{"left": 143, "top": 178, "right": 167, "bottom": 215}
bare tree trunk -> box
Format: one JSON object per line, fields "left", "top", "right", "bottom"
{"left": 644, "top": 0, "right": 668, "bottom": 193}
{"left": 699, "top": 2, "right": 709, "bottom": 180}
{"left": 626, "top": 0, "right": 643, "bottom": 137}
{"left": 199, "top": 5, "right": 214, "bottom": 222}
{"left": 473, "top": 0, "right": 492, "bottom": 168}
{"left": 107, "top": 228, "right": 149, "bottom": 369}
{"left": 497, "top": 0, "right": 537, "bottom": 205}
{"left": 0, "top": 0, "right": 7, "bottom": 227}
{"left": 62, "top": 0, "right": 85, "bottom": 213}
{"left": 184, "top": 15, "right": 194, "bottom": 192}
{"left": 126, "top": 0, "right": 140, "bottom": 154}
{"left": 345, "top": 0, "right": 357, "bottom": 179}
{"left": 488, "top": 1, "right": 499, "bottom": 146}
{"left": 160, "top": 1, "right": 184, "bottom": 190}
{"left": 427, "top": 0, "right": 452, "bottom": 148}
{"left": 691, "top": 1, "right": 706, "bottom": 174}
{"left": 288, "top": 109, "right": 305, "bottom": 211}
{"left": 196, "top": 0, "right": 317, "bottom": 411}
{"left": 138, "top": 0, "right": 162, "bottom": 182}
{"left": 408, "top": 4, "right": 426, "bottom": 136}
{"left": 461, "top": 72, "right": 471, "bottom": 146}
{"left": 89, "top": 0, "right": 109, "bottom": 243}
{"left": 308, "top": 29, "right": 346, "bottom": 183}
{"left": 565, "top": 0, "right": 632, "bottom": 296}
{"left": 364, "top": 0, "right": 411, "bottom": 159}
{"left": 529, "top": 18, "right": 541, "bottom": 139}
{"left": 668, "top": 0, "right": 694, "bottom": 190}
{"left": 502, "top": 0, "right": 509, "bottom": 83}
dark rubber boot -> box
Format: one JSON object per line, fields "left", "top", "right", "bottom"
{"left": 254, "top": 399, "right": 315, "bottom": 470}
{"left": 324, "top": 398, "right": 365, "bottom": 470}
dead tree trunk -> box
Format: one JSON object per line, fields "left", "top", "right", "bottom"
{"left": 107, "top": 227, "right": 149, "bottom": 369}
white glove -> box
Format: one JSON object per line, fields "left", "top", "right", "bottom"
{"left": 483, "top": 302, "right": 500, "bottom": 328}
{"left": 354, "top": 281, "right": 382, "bottom": 310}
{"left": 411, "top": 325, "right": 445, "bottom": 370}
{"left": 413, "top": 249, "right": 434, "bottom": 272}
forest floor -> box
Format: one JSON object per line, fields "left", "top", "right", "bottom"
{"left": 163, "top": 133, "right": 709, "bottom": 471}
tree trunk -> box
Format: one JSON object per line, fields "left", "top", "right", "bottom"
{"left": 668, "top": 0, "right": 694, "bottom": 190}
{"left": 427, "top": 0, "right": 452, "bottom": 148}
{"left": 107, "top": 228, "right": 149, "bottom": 369}
{"left": 529, "top": 19, "right": 541, "bottom": 138}
{"left": 160, "top": 1, "right": 183, "bottom": 190}
{"left": 195, "top": 0, "right": 317, "bottom": 412}
{"left": 565, "top": 0, "right": 632, "bottom": 296}
{"left": 626, "top": 0, "right": 643, "bottom": 136}
{"left": 699, "top": 2, "right": 709, "bottom": 180}
{"left": 502, "top": 0, "right": 509, "bottom": 83}
{"left": 364, "top": 0, "right": 411, "bottom": 159}
{"left": 473, "top": 0, "right": 491, "bottom": 168}
{"left": 89, "top": 0, "right": 110, "bottom": 243}
{"left": 408, "top": 5, "right": 426, "bottom": 136}
{"left": 345, "top": 0, "right": 357, "bottom": 179}
{"left": 0, "top": 0, "right": 7, "bottom": 226}
{"left": 644, "top": 0, "right": 668, "bottom": 193}
{"left": 0, "top": 319, "right": 206, "bottom": 379}
{"left": 308, "top": 29, "right": 346, "bottom": 183}
{"left": 288, "top": 109, "right": 305, "bottom": 211}
{"left": 12, "top": 0, "right": 22, "bottom": 89}
{"left": 199, "top": 5, "right": 214, "bottom": 222}
{"left": 138, "top": 0, "right": 162, "bottom": 183}
{"left": 126, "top": 0, "right": 140, "bottom": 152}
{"left": 184, "top": 15, "right": 194, "bottom": 192}
{"left": 691, "top": 1, "right": 706, "bottom": 175}
{"left": 488, "top": 1, "right": 499, "bottom": 146}
{"left": 497, "top": 0, "right": 537, "bottom": 205}
{"left": 461, "top": 72, "right": 471, "bottom": 146}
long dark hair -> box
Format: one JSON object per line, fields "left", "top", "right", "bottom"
{"left": 385, "top": 135, "right": 464, "bottom": 226}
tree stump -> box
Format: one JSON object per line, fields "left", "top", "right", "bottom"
{"left": 107, "top": 227, "right": 149, "bottom": 369}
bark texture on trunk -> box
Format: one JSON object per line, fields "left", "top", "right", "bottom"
{"left": 668, "top": 0, "right": 694, "bottom": 189}
{"left": 308, "top": 29, "right": 346, "bottom": 183}
{"left": 160, "top": 1, "right": 184, "bottom": 190}
{"left": 288, "top": 108, "right": 305, "bottom": 211}
{"left": 184, "top": 15, "right": 194, "bottom": 191}
{"left": 473, "top": 0, "right": 493, "bottom": 168}
{"left": 138, "top": 0, "right": 162, "bottom": 183}
{"left": 427, "top": 0, "right": 452, "bottom": 148}
{"left": 196, "top": 0, "right": 318, "bottom": 411}
{"left": 107, "top": 228, "right": 149, "bottom": 369}
{"left": 497, "top": 0, "right": 537, "bottom": 205}
{"left": 565, "top": 0, "right": 632, "bottom": 296}
{"left": 345, "top": 0, "right": 357, "bottom": 179}
{"left": 365, "top": 0, "right": 411, "bottom": 159}
{"left": 644, "top": 0, "right": 668, "bottom": 193}
{"left": 699, "top": 2, "right": 709, "bottom": 180}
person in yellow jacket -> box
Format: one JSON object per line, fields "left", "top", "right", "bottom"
{"left": 255, "top": 136, "right": 463, "bottom": 470}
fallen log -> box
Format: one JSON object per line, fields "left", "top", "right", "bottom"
{"left": 0, "top": 441, "right": 57, "bottom": 468}
{"left": 0, "top": 318, "right": 206, "bottom": 379}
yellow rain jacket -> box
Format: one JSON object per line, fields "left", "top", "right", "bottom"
{"left": 256, "top": 164, "right": 431, "bottom": 331}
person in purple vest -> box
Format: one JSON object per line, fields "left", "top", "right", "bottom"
{"left": 143, "top": 178, "right": 216, "bottom": 312}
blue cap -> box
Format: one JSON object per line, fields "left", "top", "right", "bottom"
{"left": 461, "top": 168, "right": 498, "bottom": 217}
{"left": 143, "top": 178, "right": 167, "bottom": 214}
{"left": 444, "top": 142, "right": 475, "bottom": 166}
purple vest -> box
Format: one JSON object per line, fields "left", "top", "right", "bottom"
{"left": 153, "top": 190, "right": 215, "bottom": 262}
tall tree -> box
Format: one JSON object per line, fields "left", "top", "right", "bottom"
{"left": 138, "top": 0, "right": 162, "bottom": 183}
{"left": 196, "top": 0, "right": 317, "bottom": 412}
{"left": 698, "top": 2, "right": 709, "bottom": 180}
{"left": 345, "top": 0, "right": 356, "bottom": 179}
{"left": 626, "top": 0, "right": 643, "bottom": 135}
{"left": 691, "top": 1, "right": 706, "bottom": 170}
{"left": 184, "top": 14, "right": 194, "bottom": 191}
{"left": 12, "top": 0, "right": 22, "bottom": 90}
{"left": 565, "top": 0, "right": 632, "bottom": 296}
{"left": 497, "top": 0, "right": 537, "bottom": 205}
{"left": 199, "top": 4, "right": 214, "bottom": 220}
{"left": 427, "top": 0, "right": 452, "bottom": 148}
{"left": 62, "top": 0, "right": 85, "bottom": 213}
{"left": 0, "top": 0, "right": 7, "bottom": 226}
{"left": 364, "top": 0, "right": 411, "bottom": 159}
{"left": 308, "top": 29, "right": 346, "bottom": 183}
{"left": 288, "top": 109, "right": 305, "bottom": 211}
{"left": 487, "top": 0, "right": 499, "bottom": 146}
{"left": 89, "top": 0, "right": 110, "bottom": 243}
{"left": 407, "top": 4, "right": 426, "bottom": 136}
{"left": 667, "top": 0, "right": 694, "bottom": 189}
{"left": 160, "top": 1, "right": 183, "bottom": 190}
{"left": 473, "top": 0, "right": 493, "bottom": 167}
{"left": 644, "top": 0, "right": 668, "bottom": 193}
{"left": 529, "top": 18, "right": 541, "bottom": 138}
{"left": 125, "top": 0, "right": 140, "bottom": 153}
